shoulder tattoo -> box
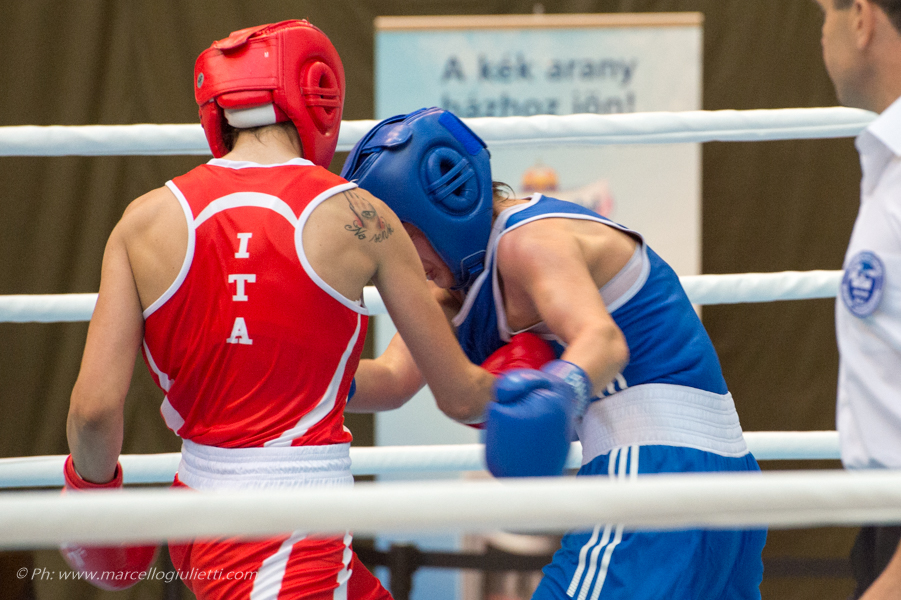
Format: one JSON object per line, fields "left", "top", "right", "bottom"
{"left": 345, "top": 190, "right": 394, "bottom": 243}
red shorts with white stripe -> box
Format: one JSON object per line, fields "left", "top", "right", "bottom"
{"left": 168, "top": 480, "right": 392, "bottom": 600}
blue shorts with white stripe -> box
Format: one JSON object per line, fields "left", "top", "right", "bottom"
{"left": 533, "top": 445, "right": 766, "bottom": 600}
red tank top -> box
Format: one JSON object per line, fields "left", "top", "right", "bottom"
{"left": 142, "top": 158, "right": 368, "bottom": 448}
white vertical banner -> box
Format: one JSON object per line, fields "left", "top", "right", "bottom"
{"left": 372, "top": 12, "right": 703, "bottom": 444}
{"left": 371, "top": 15, "right": 702, "bottom": 599}
{"left": 375, "top": 12, "right": 703, "bottom": 277}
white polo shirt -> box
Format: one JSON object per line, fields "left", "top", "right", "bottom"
{"left": 836, "top": 95, "right": 901, "bottom": 469}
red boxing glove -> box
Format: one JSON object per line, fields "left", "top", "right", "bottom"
{"left": 482, "top": 333, "right": 557, "bottom": 376}
{"left": 60, "top": 455, "right": 158, "bottom": 591}
{"left": 469, "top": 333, "right": 558, "bottom": 429}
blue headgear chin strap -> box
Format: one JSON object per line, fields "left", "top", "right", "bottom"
{"left": 340, "top": 108, "right": 493, "bottom": 290}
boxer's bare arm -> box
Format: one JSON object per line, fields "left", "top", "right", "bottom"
{"left": 350, "top": 278, "right": 461, "bottom": 412}
{"left": 68, "top": 224, "right": 142, "bottom": 483}
{"left": 120, "top": 187, "right": 188, "bottom": 311}
{"left": 497, "top": 219, "right": 630, "bottom": 395}
{"left": 67, "top": 187, "right": 186, "bottom": 483}
{"left": 372, "top": 220, "right": 493, "bottom": 421}
{"left": 350, "top": 334, "right": 424, "bottom": 412}
{"left": 303, "top": 187, "right": 381, "bottom": 302}
{"left": 306, "top": 190, "right": 425, "bottom": 412}
{"left": 306, "top": 188, "right": 493, "bottom": 422}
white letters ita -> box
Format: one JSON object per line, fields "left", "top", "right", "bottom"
{"left": 227, "top": 233, "right": 254, "bottom": 345}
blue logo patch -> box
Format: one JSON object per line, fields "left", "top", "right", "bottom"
{"left": 841, "top": 251, "right": 885, "bottom": 317}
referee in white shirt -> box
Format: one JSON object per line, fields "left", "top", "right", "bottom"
{"left": 813, "top": 0, "right": 901, "bottom": 598}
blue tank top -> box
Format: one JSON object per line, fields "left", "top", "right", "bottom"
{"left": 453, "top": 195, "right": 728, "bottom": 396}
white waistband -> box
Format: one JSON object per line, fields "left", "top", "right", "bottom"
{"left": 178, "top": 439, "right": 353, "bottom": 491}
{"left": 576, "top": 383, "right": 749, "bottom": 464}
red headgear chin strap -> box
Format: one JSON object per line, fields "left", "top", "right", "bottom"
{"left": 194, "top": 20, "right": 345, "bottom": 167}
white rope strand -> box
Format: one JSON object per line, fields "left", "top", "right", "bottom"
{"left": 745, "top": 430, "right": 840, "bottom": 460}
{"left": 680, "top": 270, "right": 843, "bottom": 305}
{"left": 463, "top": 107, "right": 875, "bottom": 146}
{"left": 2, "top": 469, "right": 900, "bottom": 549}
{"left": 0, "top": 432, "right": 840, "bottom": 489}
{"left": 0, "top": 124, "right": 210, "bottom": 157}
{"left": 0, "top": 293, "right": 99, "bottom": 323}
{"left": 0, "top": 108, "right": 874, "bottom": 157}
{"left": 0, "top": 270, "right": 842, "bottom": 323}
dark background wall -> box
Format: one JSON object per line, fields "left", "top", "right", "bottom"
{"left": 0, "top": 1, "right": 862, "bottom": 599}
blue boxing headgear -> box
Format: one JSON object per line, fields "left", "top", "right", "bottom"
{"left": 341, "top": 108, "right": 493, "bottom": 290}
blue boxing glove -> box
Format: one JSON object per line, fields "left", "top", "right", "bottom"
{"left": 542, "top": 360, "right": 593, "bottom": 420}
{"left": 485, "top": 360, "right": 592, "bottom": 478}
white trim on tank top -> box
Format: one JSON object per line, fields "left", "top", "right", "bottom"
{"left": 265, "top": 314, "right": 364, "bottom": 447}
{"left": 144, "top": 183, "right": 196, "bottom": 319}
{"left": 452, "top": 194, "right": 649, "bottom": 340}
{"left": 150, "top": 179, "right": 367, "bottom": 317}
{"left": 207, "top": 157, "right": 314, "bottom": 169}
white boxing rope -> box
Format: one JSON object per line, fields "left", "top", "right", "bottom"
{"left": 0, "top": 432, "right": 840, "bottom": 489}
{"left": 0, "top": 107, "right": 875, "bottom": 157}
{"left": 746, "top": 430, "right": 841, "bottom": 460}
{"left": 680, "top": 269, "right": 843, "bottom": 306}
{"left": 0, "top": 270, "right": 842, "bottom": 323}
{"left": 0, "top": 124, "right": 210, "bottom": 157}
{"left": 0, "top": 293, "right": 99, "bottom": 323}
{"left": 461, "top": 107, "right": 875, "bottom": 147}
{"left": 2, "top": 468, "right": 901, "bottom": 549}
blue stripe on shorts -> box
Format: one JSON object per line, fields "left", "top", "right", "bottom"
{"left": 532, "top": 445, "right": 766, "bottom": 600}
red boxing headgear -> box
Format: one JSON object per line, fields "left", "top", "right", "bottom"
{"left": 194, "top": 20, "right": 345, "bottom": 167}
